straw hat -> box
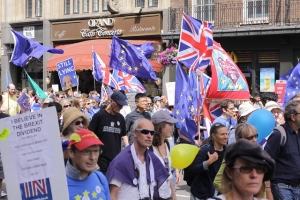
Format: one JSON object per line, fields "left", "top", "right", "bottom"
{"left": 62, "top": 107, "right": 89, "bottom": 134}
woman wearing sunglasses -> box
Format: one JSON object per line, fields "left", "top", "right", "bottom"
{"left": 190, "top": 123, "right": 228, "bottom": 200}
{"left": 151, "top": 110, "right": 179, "bottom": 200}
{"left": 208, "top": 139, "right": 275, "bottom": 200}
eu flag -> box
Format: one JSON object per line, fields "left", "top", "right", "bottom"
{"left": 174, "top": 62, "right": 197, "bottom": 144}
{"left": 133, "top": 43, "right": 154, "bottom": 59}
{"left": 92, "top": 50, "right": 104, "bottom": 82}
{"left": 17, "top": 93, "right": 31, "bottom": 112}
{"left": 109, "top": 35, "right": 157, "bottom": 80}
{"left": 280, "top": 67, "right": 294, "bottom": 81}
{"left": 283, "top": 63, "right": 300, "bottom": 105}
{"left": 10, "top": 30, "right": 63, "bottom": 67}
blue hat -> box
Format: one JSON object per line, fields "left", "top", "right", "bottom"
{"left": 111, "top": 91, "right": 128, "bottom": 106}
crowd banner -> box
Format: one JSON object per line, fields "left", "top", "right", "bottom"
{"left": 0, "top": 107, "right": 69, "bottom": 199}
{"left": 165, "top": 82, "right": 175, "bottom": 106}
{"left": 260, "top": 68, "right": 275, "bottom": 92}
{"left": 274, "top": 80, "right": 287, "bottom": 106}
{"left": 56, "top": 58, "right": 78, "bottom": 91}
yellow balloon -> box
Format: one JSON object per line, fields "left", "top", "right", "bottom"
{"left": 170, "top": 144, "right": 200, "bottom": 169}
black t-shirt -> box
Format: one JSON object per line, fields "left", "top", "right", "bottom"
{"left": 88, "top": 109, "right": 126, "bottom": 172}
{"left": 0, "top": 113, "right": 9, "bottom": 119}
{"left": 215, "top": 150, "right": 225, "bottom": 168}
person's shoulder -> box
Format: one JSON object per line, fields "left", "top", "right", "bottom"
{"left": 0, "top": 113, "right": 9, "bottom": 119}
{"left": 93, "top": 171, "right": 107, "bottom": 183}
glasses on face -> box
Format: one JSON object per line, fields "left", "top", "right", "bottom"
{"left": 164, "top": 158, "right": 170, "bottom": 172}
{"left": 74, "top": 120, "right": 84, "bottom": 125}
{"left": 245, "top": 134, "right": 259, "bottom": 141}
{"left": 59, "top": 96, "right": 65, "bottom": 99}
{"left": 135, "top": 128, "right": 155, "bottom": 136}
{"left": 86, "top": 103, "right": 90, "bottom": 105}
{"left": 80, "top": 149, "right": 102, "bottom": 156}
{"left": 64, "top": 104, "right": 71, "bottom": 108}
{"left": 232, "top": 165, "right": 268, "bottom": 174}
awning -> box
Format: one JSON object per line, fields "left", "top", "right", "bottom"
{"left": 47, "top": 39, "right": 163, "bottom": 72}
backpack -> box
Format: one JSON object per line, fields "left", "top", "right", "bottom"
{"left": 274, "top": 125, "right": 287, "bottom": 147}
{"left": 183, "top": 144, "right": 209, "bottom": 186}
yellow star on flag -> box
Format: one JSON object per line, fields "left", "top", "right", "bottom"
{"left": 221, "top": 77, "right": 225, "bottom": 85}
{"left": 83, "top": 190, "right": 90, "bottom": 196}
{"left": 122, "top": 62, "right": 127, "bottom": 67}
{"left": 228, "top": 82, "right": 233, "bottom": 89}
{"left": 189, "top": 96, "right": 192, "bottom": 101}
{"left": 293, "top": 76, "right": 296, "bottom": 80}
{"left": 128, "top": 67, "right": 132, "bottom": 71}
{"left": 176, "top": 110, "right": 179, "bottom": 115}
{"left": 140, "top": 63, "right": 143, "bottom": 67}
{"left": 121, "top": 49, "right": 125, "bottom": 54}
{"left": 141, "top": 50, "right": 144, "bottom": 55}
{"left": 119, "top": 56, "right": 124, "bottom": 60}
{"left": 92, "top": 191, "right": 97, "bottom": 198}
{"left": 296, "top": 81, "right": 299, "bottom": 85}
{"left": 181, "top": 118, "right": 185, "bottom": 122}
{"left": 75, "top": 194, "right": 82, "bottom": 200}
{"left": 121, "top": 44, "right": 125, "bottom": 48}
{"left": 296, "top": 86, "right": 299, "bottom": 90}
{"left": 135, "top": 67, "right": 139, "bottom": 71}
{"left": 286, "top": 75, "right": 290, "bottom": 79}
{"left": 99, "top": 198, "right": 103, "bottom": 200}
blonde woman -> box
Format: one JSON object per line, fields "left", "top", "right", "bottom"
{"left": 62, "top": 75, "right": 75, "bottom": 91}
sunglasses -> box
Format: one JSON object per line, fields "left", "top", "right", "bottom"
{"left": 64, "top": 104, "right": 71, "bottom": 108}
{"left": 74, "top": 120, "right": 84, "bottom": 125}
{"left": 232, "top": 165, "right": 268, "bottom": 174}
{"left": 245, "top": 134, "right": 259, "bottom": 141}
{"left": 59, "top": 96, "right": 65, "bottom": 98}
{"left": 135, "top": 128, "right": 155, "bottom": 136}
{"left": 164, "top": 157, "right": 170, "bottom": 172}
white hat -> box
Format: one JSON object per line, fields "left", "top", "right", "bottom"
{"left": 265, "top": 101, "right": 281, "bottom": 111}
{"left": 238, "top": 102, "right": 257, "bottom": 117}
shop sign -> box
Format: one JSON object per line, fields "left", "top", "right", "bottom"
{"left": 23, "top": 26, "right": 35, "bottom": 38}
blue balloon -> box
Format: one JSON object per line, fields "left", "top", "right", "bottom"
{"left": 247, "top": 109, "right": 275, "bottom": 142}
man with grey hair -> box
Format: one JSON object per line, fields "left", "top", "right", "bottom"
{"left": 1, "top": 84, "right": 20, "bottom": 116}
{"left": 265, "top": 100, "right": 300, "bottom": 199}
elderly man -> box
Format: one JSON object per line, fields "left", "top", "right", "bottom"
{"left": 66, "top": 129, "right": 110, "bottom": 200}
{"left": 265, "top": 100, "right": 300, "bottom": 199}
{"left": 1, "top": 84, "right": 20, "bottom": 116}
{"left": 107, "top": 118, "right": 169, "bottom": 200}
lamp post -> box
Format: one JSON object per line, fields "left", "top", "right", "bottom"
{"left": 45, "top": 76, "right": 50, "bottom": 85}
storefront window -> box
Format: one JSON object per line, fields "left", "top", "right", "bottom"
{"left": 194, "top": 0, "right": 215, "bottom": 23}
{"left": 149, "top": 0, "right": 158, "bottom": 7}
{"left": 73, "top": 0, "right": 80, "bottom": 14}
{"left": 26, "top": 0, "right": 32, "bottom": 18}
{"left": 64, "top": 0, "right": 70, "bottom": 14}
{"left": 93, "top": 0, "right": 99, "bottom": 12}
{"left": 36, "top": 0, "right": 42, "bottom": 17}
{"left": 136, "top": 0, "right": 145, "bottom": 8}
{"left": 83, "top": 0, "right": 89, "bottom": 13}
{"left": 102, "top": 0, "right": 108, "bottom": 11}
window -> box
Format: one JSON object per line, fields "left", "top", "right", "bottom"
{"left": 83, "top": 0, "right": 89, "bottom": 13}
{"left": 93, "top": 0, "right": 99, "bottom": 12}
{"left": 74, "top": 0, "right": 79, "bottom": 14}
{"left": 64, "top": 0, "right": 70, "bottom": 14}
{"left": 194, "top": 0, "right": 214, "bottom": 22}
{"left": 149, "top": 0, "right": 158, "bottom": 7}
{"left": 243, "top": 0, "right": 269, "bottom": 22}
{"left": 102, "top": 0, "right": 108, "bottom": 11}
{"left": 136, "top": 0, "right": 145, "bottom": 8}
{"left": 26, "top": 0, "right": 32, "bottom": 18}
{"left": 36, "top": 0, "right": 42, "bottom": 17}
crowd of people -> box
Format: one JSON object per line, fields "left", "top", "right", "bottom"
{"left": 0, "top": 83, "right": 300, "bottom": 200}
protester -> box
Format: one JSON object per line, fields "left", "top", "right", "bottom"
{"left": 1, "top": 84, "right": 20, "bottom": 116}
{"left": 125, "top": 93, "right": 151, "bottom": 145}
{"left": 264, "top": 101, "right": 284, "bottom": 126}
{"left": 189, "top": 123, "right": 228, "bottom": 200}
{"left": 54, "top": 91, "right": 65, "bottom": 103}
{"left": 213, "top": 99, "right": 236, "bottom": 131}
{"left": 88, "top": 91, "right": 128, "bottom": 175}
{"left": 71, "top": 97, "right": 81, "bottom": 111}
{"left": 265, "top": 100, "right": 300, "bottom": 199}
{"left": 153, "top": 96, "right": 162, "bottom": 113}
{"left": 250, "top": 93, "right": 264, "bottom": 109}
{"left": 146, "top": 97, "right": 154, "bottom": 116}
{"left": 82, "top": 98, "right": 93, "bottom": 120}
{"left": 47, "top": 87, "right": 55, "bottom": 99}
{"left": 42, "top": 98, "right": 53, "bottom": 108}
{"left": 66, "top": 129, "right": 110, "bottom": 200}
{"left": 208, "top": 139, "right": 275, "bottom": 200}
{"left": 151, "top": 110, "right": 178, "bottom": 199}
{"left": 48, "top": 102, "right": 63, "bottom": 132}
{"left": 106, "top": 118, "right": 169, "bottom": 200}
{"left": 90, "top": 97, "right": 100, "bottom": 115}
{"left": 261, "top": 92, "right": 279, "bottom": 106}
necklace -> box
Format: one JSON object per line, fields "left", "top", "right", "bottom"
{"left": 157, "top": 144, "right": 166, "bottom": 158}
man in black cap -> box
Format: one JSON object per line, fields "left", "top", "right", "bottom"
{"left": 88, "top": 91, "right": 128, "bottom": 175}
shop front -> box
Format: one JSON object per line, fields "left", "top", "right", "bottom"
{"left": 47, "top": 13, "right": 164, "bottom": 96}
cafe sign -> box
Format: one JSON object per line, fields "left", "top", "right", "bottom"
{"left": 51, "top": 14, "right": 162, "bottom": 41}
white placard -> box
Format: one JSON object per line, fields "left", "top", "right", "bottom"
{"left": 23, "top": 26, "right": 35, "bottom": 38}
{"left": 0, "top": 107, "right": 69, "bottom": 199}
{"left": 166, "top": 82, "right": 175, "bottom": 106}
{"left": 52, "top": 84, "right": 59, "bottom": 92}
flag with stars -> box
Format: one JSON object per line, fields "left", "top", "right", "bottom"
{"left": 174, "top": 62, "right": 197, "bottom": 144}
{"left": 17, "top": 93, "right": 31, "bottom": 112}
{"left": 283, "top": 63, "right": 300, "bottom": 105}
{"left": 133, "top": 43, "right": 154, "bottom": 59}
{"left": 280, "top": 66, "right": 294, "bottom": 81}
{"left": 109, "top": 35, "right": 157, "bottom": 80}
{"left": 206, "top": 41, "right": 250, "bottom": 101}
{"left": 10, "top": 30, "right": 63, "bottom": 67}
{"left": 188, "top": 69, "right": 199, "bottom": 121}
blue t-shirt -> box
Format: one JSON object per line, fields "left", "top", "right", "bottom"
{"left": 213, "top": 116, "right": 236, "bottom": 131}
{"left": 67, "top": 171, "right": 110, "bottom": 200}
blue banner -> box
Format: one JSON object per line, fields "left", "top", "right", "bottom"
{"left": 56, "top": 58, "right": 78, "bottom": 91}
{"left": 20, "top": 178, "right": 52, "bottom": 200}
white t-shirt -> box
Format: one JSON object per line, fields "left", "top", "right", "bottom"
{"left": 207, "top": 194, "right": 267, "bottom": 200}
{"left": 110, "top": 161, "right": 152, "bottom": 200}
{"left": 152, "top": 145, "right": 172, "bottom": 199}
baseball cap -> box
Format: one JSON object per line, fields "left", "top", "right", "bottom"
{"left": 265, "top": 101, "right": 281, "bottom": 111}
{"left": 152, "top": 110, "right": 178, "bottom": 124}
{"left": 238, "top": 102, "right": 257, "bottom": 117}
{"left": 111, "top": 91, "right": 128, "bottom": 105}
{"left": 68, "top": 129, "right": 104, "bottom": 151}
{"left": 225, "top": 139, "right": 275, "bottom": 181}
{"left": 153, "top": 96, "right": 161, "bottom": 103}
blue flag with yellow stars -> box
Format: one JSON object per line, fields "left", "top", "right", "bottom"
{"left": 10, "top": 30, "right": 63, "bottom": 67}
{"left": 283, "top": 63, "right": 300, "bottom": 106}
{"left": 280, "top": 67, "right": 294, "bottom": 81}
{"left": 174, "top": 62, "right": 197, "bottom": 144}
{"left": 109, "top": 35, "right": 157, "bottom": 80}
{"left": 133, "top": 43, "right": 154, "bottom": 59}
{"left": 17, "top": 93, "right": 31, "bottom": 112}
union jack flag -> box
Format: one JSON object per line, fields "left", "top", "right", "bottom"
{"left": 177, "top": 13, "right": 213, "bottom": 73}
{"left": 112, "top": 69, "right": 146, "bottom": 93}
{"left": 100, "top": 84, "right": 108, "bottom": 102}
{"left": 203, "top": 102, "right": 222, "bottom": 138}
{"left": 92, "top": 50, "right": 120, "bottom": 89}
